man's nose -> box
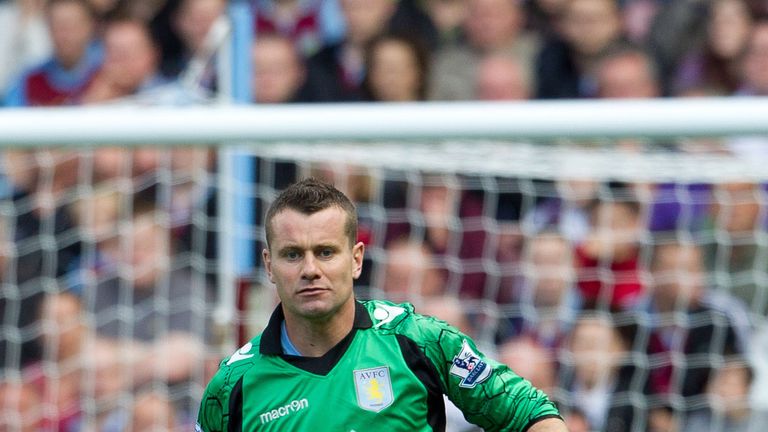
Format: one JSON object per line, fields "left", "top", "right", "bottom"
{"left": 301, "top": 253, "right": 320, "bottom": 279}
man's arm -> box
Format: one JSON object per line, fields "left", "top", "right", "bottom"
{"left": 398, "top": 310, "right": 563, "bottom": 431}
{"left": 528, "top": 417, "right": 569, "bottom": 432}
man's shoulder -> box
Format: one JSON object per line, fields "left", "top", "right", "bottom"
{"left": 360, "top": 299, "right": 414, "bottom": 331}
{"left": 360, "top": 299, "right": 454, "bottom": 337}
{"left": 204, "top": 335, "right": 265, "bottom": 394}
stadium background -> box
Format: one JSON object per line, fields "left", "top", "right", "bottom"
{"left": 0, "top": 0, "right": 767, "bottom": 431}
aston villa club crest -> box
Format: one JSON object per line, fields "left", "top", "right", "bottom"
{"left": 450, "top": 339, "right": 492, "bottom": 388}
{"left": 353, "top": 366, "right": 394, "bottom": 412}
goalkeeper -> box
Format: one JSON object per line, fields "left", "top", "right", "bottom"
{"left": 197, "top": 178, "right": 566, "bottom": 432}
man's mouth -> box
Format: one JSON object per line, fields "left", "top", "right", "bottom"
{"left": 298, "top": 287, "right": 327, "bottom": 295}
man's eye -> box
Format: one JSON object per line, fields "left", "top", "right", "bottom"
{"left": 319, "top": 249, "right": 334, "bottom": 258}
{"left": 285, "top": 251, "right": 300, "bottom": 260}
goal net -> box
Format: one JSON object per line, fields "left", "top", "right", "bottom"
{"left": 249, "top": 138, "right": 768, "bottom": 431}
{"left": 0, "top": 104, "right": 767, "bottom": 432}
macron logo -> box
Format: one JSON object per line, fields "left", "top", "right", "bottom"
{"left": 227, "top": 342, "right": 255, "bottom": 366}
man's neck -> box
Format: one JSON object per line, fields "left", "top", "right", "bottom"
{"left": 283, "top": 300, "right": 356, "bottom": 357}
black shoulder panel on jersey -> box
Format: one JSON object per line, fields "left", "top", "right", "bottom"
{"left": 227, "top": 376, "right": 244, "bottom": 432}
{"left": 396, "top": 334, "right": 446, "bottom": 431}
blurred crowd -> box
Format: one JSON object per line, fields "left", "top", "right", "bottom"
{"left": 0, "top": 0, "right": 767, "bottom": 431}
{"left": 1, "top": 0, "right": 768, "bottom": 106}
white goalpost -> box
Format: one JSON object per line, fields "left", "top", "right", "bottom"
{"left": 0, "top": 98, "right": 767, "bottom": 145}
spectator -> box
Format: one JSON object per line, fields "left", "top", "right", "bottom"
{"left": 362, "top": 32, "right": 430, "bottom": 101}
{"left": 639, "top": 241, "right": 748, "bottom": 407}
{"left": 575, "top": 194, "right": 645, "bottom": 310}
{"left": 251, "top": 33, "right": 307, "bottom": 103}
{"left": 0, "top": 0, "right": 52, "bottom": 100}
{"left": 109, "top": 0, "right": 169, "bottom": 22}
{"left": 646, "top": 180, "right": 712, "bottom": 235}
{"left": 521, "top": 179, "right": 599, "bottom": 244}
{"left": 378, "top": 237, "right": 446, "bottom": 304}
{"left": 475, "top": 52, "right": 532, "bottom": 100}
{"left": 525, "top": 0, "right": 569, "bottom": 36}
{"left": 83, "top": 192, "right": 212, "bottom": 418}
{"left": 645, "top": 0, "right": 708, "bottom": 96}
{"left": 25, "top": 291, "right": 150, "bottom": 430}
{"left": 0, "top": 150, "right": 83, "bottom": 370}
{"left": 417, "top": 295, "right": 475, "bottom": 337}
{"left": 87, "top": 0, "right": 119, "bottom": 18}
{"left": 26, "top": 291, "right": 85, "bottom": 431}
{"left": 0, "top": 379, "right": 43, "bottom": 432}
{"left": 737, "top": 20, "right": 768, "bottom": 95}
{"left": 673, "top": 0, "right": 754, "bottom": 95}
{"left": 29, "top": 291, "right": 198, "bottom": 430}
{"left": 703, "top": 182, "right": 768, "bottom": 316}
{"left": 409, "top": 176, "right": 489, "bottom": 300}
{"left": 535, "top": 0, "right": 625, "bottom": 99}
{"left": 252, "top": 0, "right": 346, "bottom": 57}
{"left": 302, "top": 0, "right": 396, "bottom": 101}
{"left": 421, "top": 0, "right": 468, "bottom": 47}
{"left": 498, "top": 336, "right": 557, "bottom": 394}
{"left": 165, "top": 0, "right": 225, "bottom": 79}
{"left": 595, "top": 46, "right": 661, "bottom": 99}
{"left": 429, "top": 0, "right": 538, "bottom": 100}
{"left": 82, "top": 17, "right": 166, "bottom": 103}
{"left": 90, "top": 193, "right": 212, "bottom": 342}
{"left": 684, "top": 358, "right": 768, "bottom": 432}
{"left": 559, "top": 313, "right": 643, "bottom": 432}
{"left": 386, "top": 0, "right": 440, "bottom": 52}
{"left": 0, "top": 205, "right": 44, "bottom": 370}
{"left": 66, "top": 185, "right": 122, "bottom": 274}
{"left": 4, "top": 0, "right": 102, "bottom": 106}
{"left": 128, "top": 391, "right": 178, "bottom": 432}
{"left": 621, "top": 0, "right": 660, "bottom": 45}
{"left": 503, "top": 232, "right": 580, "bottom": 348}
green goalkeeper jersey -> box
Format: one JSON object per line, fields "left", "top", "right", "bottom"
{"left": 197, "top": 300, "right": 560, "bottom": 431}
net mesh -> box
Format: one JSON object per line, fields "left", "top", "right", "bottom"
{"left": 0, "top": 139, "right": 767, "bottom": 431}
{"left": 249, "top": 139, "right": 768, "bottom": 431}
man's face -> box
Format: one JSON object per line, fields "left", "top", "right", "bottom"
{"left": 563, "top": 0, "right": 621, "bottom": 56}
{"left": 48, "top": 1, "right": 94, "bottom": 68}
{"left": 175, "top": 0, "right": 225, "bottom": 52}
{"left": 465, "top": 0, "right": 521, "bottom": 50}
{"left": 476, "top": 56, "right": 530, "bottom": 100}
{"left": 103, "top": 22, "right": 158, "bottom": 92}
{"left": 528, "top": 235, "right": 572, "bottom": 307}
{"left": 341, "top": 0, "right": 395, "bottom": 46}
{"left": 263, "top": 207, "right": 364, "bottom": 322}
{"left": 590, "top": 202, "right": 640, "bottom": 258}
{"left": 368, "top": 39, "right": 422, "bottom": 102}
{"left": 127, "top": 214, "right": 169, "bottom": 289}
{"left": 707, "top": 363, "right": 751, "bottom": 412}
{"left": 714, "top": 182, "right": 761, "bottom": 234}
{"left": 652, "top": 245, "right": 703, "bottom": 307}
{"left": 597, "top": 54, "right": 659, "bottom": 99}
{"left": 252, "top": 37, "right": 305, "bottom": 104}
{"left": 743, "top": 25, "right": 768, "bottom": 94}
{"left": 569, "top": 318, "right": 623, "bottom": 385}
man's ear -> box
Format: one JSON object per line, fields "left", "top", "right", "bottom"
{"left": 352, "top": 241, "right": 365, "bottom": 280}
{"left": 262, "top": 248, "right": 274, "bottom": 283}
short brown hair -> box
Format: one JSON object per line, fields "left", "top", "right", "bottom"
{"left": 265, "top": 178, "right": 358, "bottom": 248}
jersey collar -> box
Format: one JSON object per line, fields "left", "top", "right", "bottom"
{"left": 260, "top": 300, "right": 373, "bottom": 355}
